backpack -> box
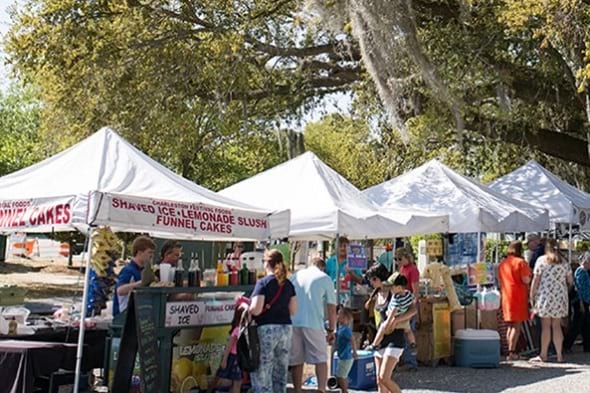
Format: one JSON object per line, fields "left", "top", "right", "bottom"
{"left": 237, "top": 316, "right": 261, "bottom": 372}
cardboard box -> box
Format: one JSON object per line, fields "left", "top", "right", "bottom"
{"left": 480, "top": 310, "right": 499, "bottom": 331}
{"left": 451, "top": 304, "right": 478, "bottom": 334}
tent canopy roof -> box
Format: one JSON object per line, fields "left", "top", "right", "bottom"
{"left": 0, "top": 128, "right": 288, "bottom": 239}
{"left": 489, "top": 160, "right": 590, "bottom": 224}
{"left": 0, "top": 127, "right": 266, "bottom": 211}
{"left": 220, "top": 152, "right": 447, "bottom": 239}
{"left": 364, "top": 159, "right": 549, "bottom": 233}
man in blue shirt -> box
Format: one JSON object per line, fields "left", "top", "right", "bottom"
{"left": 326, "top": 237, "right": 364, "bottom": 305}
{"left": 113, "top": 236, "right": 155, "bottom": 316}
{"left": 565, "top": 252, "right": 590, "bottom": 352}
{"left": 290, "top": 257, "right": 337, "bottom": 393}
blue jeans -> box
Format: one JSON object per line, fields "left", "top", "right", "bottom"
{"left": 251, "top": 324, "right": 293, "bottom": 393}
{"left": 401, "top": 317, "right": 418, "bottom": 369}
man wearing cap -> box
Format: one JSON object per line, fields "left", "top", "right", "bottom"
{"left": 564, "top": 252, "right": 590, "bottom": 352}
{"left": 527, "top": 234, "right": 545, "bottom": 270}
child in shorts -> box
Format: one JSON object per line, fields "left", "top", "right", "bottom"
{"left": 388, "top": 274, "right": 416, "bottom": 353}
{"left": 335, "top": 307, "right": 358, "bottom": 393}
{"left": 372, "top": 274, "right": 416, "bottom": 353}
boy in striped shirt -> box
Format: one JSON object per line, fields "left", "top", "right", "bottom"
{"left": 373, "top": 274, "right": 416, "bottom": 351}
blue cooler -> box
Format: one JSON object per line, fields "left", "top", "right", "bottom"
{"left": 332, "top": 350, "right": 376, "bottom": 390}
{"left": 454, "top": 329, "right": 500, "bottom": 368}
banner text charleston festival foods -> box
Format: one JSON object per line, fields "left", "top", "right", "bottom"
{"left": 111, "top": 197, "right": 268, "bottom": 234}
{"left": 0, "top": 200, "right": 71, "bottom": 228}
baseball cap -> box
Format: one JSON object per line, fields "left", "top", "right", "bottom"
{"left": 385, "top": 272, "right": 400, "bottom": 286}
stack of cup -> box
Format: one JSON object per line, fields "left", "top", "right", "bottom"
{"left": 160, "top": 263, "right": 172, "bottom": 283}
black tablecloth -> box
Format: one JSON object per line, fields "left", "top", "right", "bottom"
{"left": 0, "top": 328, "right": 107, "bottom": 370}
{"left": 0, "top": 340, "right": 77, "bottom": 393}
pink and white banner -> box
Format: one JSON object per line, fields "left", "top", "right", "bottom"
{"left": 0, "top": 196, "right": 77, "bottom": 232}
{"left": 89, "top": 192, "right": 288, "bottom": 239}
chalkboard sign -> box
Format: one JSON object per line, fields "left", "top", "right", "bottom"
{"left": 112, "top": 291, "right": 161, "bottom": 393}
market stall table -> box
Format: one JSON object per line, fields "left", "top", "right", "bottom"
{"left": 0, "top": 327, "right": 107, "bottom": 371}
{"left": 0, "top": 340, "right": 78, "bottom": 393}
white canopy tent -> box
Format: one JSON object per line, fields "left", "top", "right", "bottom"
{"left": 0, "top": 127, "right": 290, "bottom": 391}
{"left": 0, "top": 127, "right": 289, "bottom": 239}
{"left": 363, "top": 159, "right": 549, "bottom": 233}
{"left": 489, "top": 160, "right": 590, "bottom": 227}
{"left": 219, "top": 151, "right": 448, "bottom": 240}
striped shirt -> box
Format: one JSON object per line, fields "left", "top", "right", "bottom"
{"left": 387, "top": 289, "right": 415, "bottom": 317}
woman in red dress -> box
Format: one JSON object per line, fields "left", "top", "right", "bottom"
{"left": 498, "top": 241, "right": 532, "bottom": 360}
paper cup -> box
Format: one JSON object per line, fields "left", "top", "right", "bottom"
{"left": 160, "top": 263, "right": 172, "bottom": 282}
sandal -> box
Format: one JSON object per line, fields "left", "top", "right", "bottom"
{"left": 506, "top": 351, "right": 521, "bottom": 361}
{"left": 529, "top": 355, "right": 547, "bottom": 363}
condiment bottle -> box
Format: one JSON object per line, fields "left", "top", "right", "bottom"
{"left": 230, "top": 266, "right": 239, "bottom": 286}
{"left": 8, "top": 317, "right": 18, "bottom": 336}
{"left": 240, "top": 264, "right": 249, "bottom": 285}
{"left": 217, "top": 259, "right": 225, "bottom": 286}
{"left": 248, "top": 269, "right": 257, "bottom": 285}
{"left": 188, "top": 252, "right": 201, "bottom": 287}
{"left": 175, "top": 257, "right": 184, "bottom": 287}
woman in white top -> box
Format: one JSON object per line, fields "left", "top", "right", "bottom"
{"left": 530, "top": 238, "right": 573, "bottom": 362}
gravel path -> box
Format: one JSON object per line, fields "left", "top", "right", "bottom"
{"left": 380, "top": 351, "right": 590, "bottom": 393}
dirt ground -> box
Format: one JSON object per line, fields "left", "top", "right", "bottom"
{"left": 0, "top": 258, "right": 84, "bottom": 298}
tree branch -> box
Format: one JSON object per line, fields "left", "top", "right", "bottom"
{"left": 467, "top": 114, "right": 590, "bottom": 167}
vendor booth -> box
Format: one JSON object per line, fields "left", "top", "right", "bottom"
{"left": 364, "top": 159, "right": 550, "bottom": 366}
{"left": 0, "top": 127, "right": 290, "bottom": 392}
{"left": 220, "top": 152, "right": 452, "bottom": 375}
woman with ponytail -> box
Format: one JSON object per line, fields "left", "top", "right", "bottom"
{"left": 530, "top": 238, "right": 573, "bottom": 362}
{"left": 247, "top": 249, "right": 297, "bottom": 393}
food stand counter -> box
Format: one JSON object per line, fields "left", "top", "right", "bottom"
{"left": 108, "top": 285, "right": 253, "bottom": 393}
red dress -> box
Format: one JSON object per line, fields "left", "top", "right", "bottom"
{"left": 498, "top": 255, "right": 531, "bottom": 322}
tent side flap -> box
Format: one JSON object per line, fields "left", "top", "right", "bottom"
{"left": 88, "top": 192, "right": 290, "bottom": 240}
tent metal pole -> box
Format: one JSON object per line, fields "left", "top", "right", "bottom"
{"left": 74, "top": 226, "right": 94, "bottom": 393}
{"left": 569, "top": 206, "right": 573, "bottom": 264}
{"left": 335, "top": 234, "right": 340, "bottom": 304}
{"left": 476, "top": 232, "right": 482, "bottom": 263}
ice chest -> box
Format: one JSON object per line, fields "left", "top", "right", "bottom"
{"left": 332, "top": 350, "right": 376, "bottom": 390}
{"left": 454, "top": 329, "right": 500, "bottom": 368}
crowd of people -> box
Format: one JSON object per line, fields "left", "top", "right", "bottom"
{"left": 111, "top": 233, "right": 590, "bottom": 393}
{"left": 498, "top": 235, "right": 590, "bottom": 364}
{"left": 233, "top": 238, "right": 419, "bottom": 393}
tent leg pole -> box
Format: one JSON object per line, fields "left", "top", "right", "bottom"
{"left": 74, "top": 227, "right": 94, "bottom": 393}
{"left": 330, "top": 233, "right": 340, "bottom": 381}
{"left": 477, "top": 232, "right": 481, "bottom": 263}
{"left": 569, "top": 214, "right": 573, "bottom": 264}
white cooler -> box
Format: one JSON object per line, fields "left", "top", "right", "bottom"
{"left": 454, "top": 329, "right": 500, "bottom": 368}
